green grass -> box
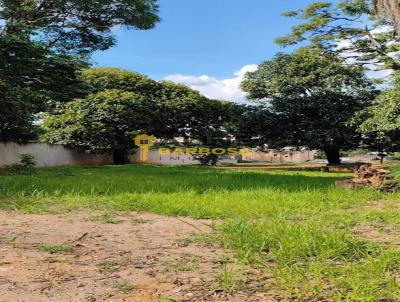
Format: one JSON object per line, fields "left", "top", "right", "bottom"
{"left": 1, "top": 165, "right": 400, "bottom": 300}
{"left": 216, "top": 264, "right": 245, "bottom": 293}
{"left": 167, "top": 252, "right": 201, "bottom": 272}
{"left": 111, "top": 280, "right": 135, "bottom": 293}
{"left": 97, "top": 259, "right": 122, "bottom": 272}
{"left": 38, "top": 243, "right": 71, "bottom": 254}
{"left": 85, "top": 212, "right": 120, "bottom": 224}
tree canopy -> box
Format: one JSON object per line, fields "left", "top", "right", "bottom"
{"left": 44, "top": 68, "right": 238, "bottom": 164}
{"left": 0, "top": 0, "right": 160, "bottom": 55}
{"left": 82, "top": 68, "right": 160, "bottom": 96}
{"left": 44, "top": 89, "right": 158, "bottom": 164}
{"left": 242, "top": 47, "right": 373, "bottom": 99}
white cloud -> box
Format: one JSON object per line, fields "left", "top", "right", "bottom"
{"left": 164, "top": 64, "right": 258, "bottom": 103}
{"left": 366, "top": 68, "right": 393, "bottom": 80}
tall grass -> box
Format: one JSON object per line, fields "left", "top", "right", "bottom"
{"left": 1, "top": 165, "right": 400, "bottom": 300}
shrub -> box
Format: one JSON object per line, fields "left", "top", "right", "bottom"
{"left": 194, "top": 153, "right": 220, "bottom": 166}
{"left": 7, "top": 154, "right": 36, "bottom": 175}
{"left": 392, "top": 152, "right": 400, "bottom": 160}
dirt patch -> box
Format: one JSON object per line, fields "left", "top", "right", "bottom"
{"left": 352, "top": 200, "right": 400, "bottom": 248}
{"left": 353, "top": 224, "right": 400, "bottom": 248}
{"left": 0, "top": 212, "right": 276, "bottom": 302}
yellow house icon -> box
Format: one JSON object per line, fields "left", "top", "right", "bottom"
{"left": 134, "top": 134, "right": 155, "bottom": 161}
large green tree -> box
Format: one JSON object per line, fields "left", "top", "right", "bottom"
{"left": 43, "top": 68, "right": 222, "bottom": 164}
{"left": 44, "top": 68, "right": 243, "bottom": 165}
{"left": 277, "top": 0, "right": 400, "bottom": 70}
{"left": 151, "top": 83, "right": 233, "bottom": 147}
{"left": 241, "top": 47, "right": 376, "bottom": 165}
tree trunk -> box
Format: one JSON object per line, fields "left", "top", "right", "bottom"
{"left": 378, "top": 151, "right": 385, "bottom": 164}
{"left": 112, "top": 149, "right": 129, "bottom": 165}
{"left": 324, "top": 147, "right": 341, "bottom": 166}
{"left": 375, "top": 0, "right": 400, "bottom": 35}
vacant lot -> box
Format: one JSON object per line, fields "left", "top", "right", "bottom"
{"left": 1, "top": 165, "right": 400, "bottom": 301}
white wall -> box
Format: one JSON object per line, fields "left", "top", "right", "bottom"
{"left": 0, "top": 143, "right": 238, "bottom": 167}
{"left": 0, "top": 143, "right": 113, "bottom": 168}
{"left": 241, "top": 150, "right": 315, "bottom": 163}
{"left": 130, "top": 150, "right": 238, "bottom": 165}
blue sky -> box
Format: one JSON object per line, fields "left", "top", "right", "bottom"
{"left": 91, "top": 0, "right": 317, "bottom": 102}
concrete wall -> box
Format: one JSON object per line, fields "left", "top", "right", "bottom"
{"left": 0, "top": 143, "right": 313, "bottom": 168}
{"left": 241, "top": 150, "right": 315, "bottom": 163}
{"left": 130, "top": 150, "right": 199, "bottom": 165}
{"left": 0, "top": 143, "right": 113, "bottom": 168}
{"left": 0, "top": 143, "right": 238, "bottom": 167}
{"left": 130, "top": 150, "right": 238, "bottom": 165}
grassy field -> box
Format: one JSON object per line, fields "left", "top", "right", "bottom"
{"left": 1, "top": 165, "right": 400, "bottom": 301}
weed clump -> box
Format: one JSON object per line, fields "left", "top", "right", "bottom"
{"left": 6, "top": 154, "right": 36, "bottom": 175}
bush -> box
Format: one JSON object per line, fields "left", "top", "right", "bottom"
{"left": 392, "top": 152, "right": 400, "bottom": 160}
{"left": 194, "top": 153, "right": 220, "bottom": 166}
{"left": 314, "top": 150, "right": 327, "bottom": 159}
{"left": 7, "top": 154, "right": 36, "bottom": 175}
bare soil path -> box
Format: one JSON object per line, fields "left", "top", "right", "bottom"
{"left": 0, "top": 212, "right": 275, "bottom": 302}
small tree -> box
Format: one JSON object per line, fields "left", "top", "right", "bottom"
{"left": 7, "top": 154, "right": 36, "bottom": 175}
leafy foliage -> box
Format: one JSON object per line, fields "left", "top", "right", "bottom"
{"left": 357, "top": 72, "right": 400, "bottom": 154}
{"left": 0, "top": 31, "right": 88, "bottom": 142}
{"left": 0, "top": 0, "right": 160, "bottom": 55}
{"left": 242, "top": 47, "right": 373, "bottom": 99}
{"left": 44, "top": 89, "right": 158, "bottom": 164}
{"left": 44, "top": 68, "right": 240, "bottom": 164}
{"left": 82, "top": 67, "right": 160, "bottom": 96}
